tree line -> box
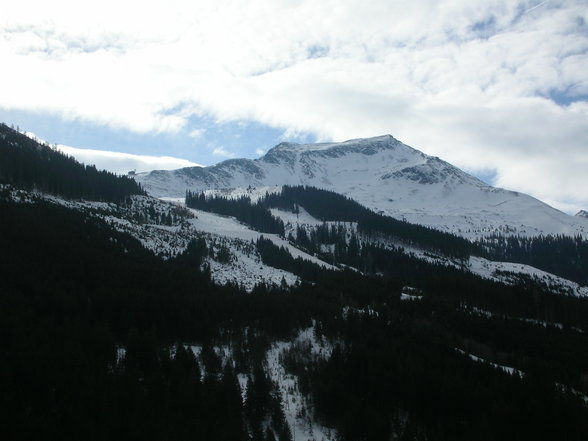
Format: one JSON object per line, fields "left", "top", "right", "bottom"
{"left": 477, "top": 234, "right": 588, "bottom": 286}
{"left": 263, "top": 185, "right": 477, "bottom": 259}
{"left": 186, "top": 191, "right": 285, "bottom": 235}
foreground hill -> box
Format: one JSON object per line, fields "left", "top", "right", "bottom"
{"left": 136, "top": 135, "right": 588, "bottom": 239}
{"left": 0, "top": 123, "right": 143, "bottom": 201}
{"left": 4, "top": 186, "right": 588, "bottom": 440}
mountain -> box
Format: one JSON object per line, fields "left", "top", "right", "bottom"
{"left": 577, "top": 210, "right": 588, "bottom": 219}
{"left": 136, "top": 135, "right": 588, "bottom": 239}
{"left": 4, "top": 123, "right": 588, "bottom": 440}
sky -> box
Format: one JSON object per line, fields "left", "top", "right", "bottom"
{"left": 1, "top": 0, "right": 587, "bottom": 214}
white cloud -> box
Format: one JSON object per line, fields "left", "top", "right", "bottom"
{"left": 255, "top": 148, "right": 265, "bottom": 156}
{"left": 56, "top": 145, "right": 202, "bottom": 174}
{"left": 1, "top": 0, "right": 587, "bottom": 212}
{"left": 212, "top": 146, "right": 235, "bottom": 158}
{"left": 189, "top": 128, "right": 205, "bottom": 139}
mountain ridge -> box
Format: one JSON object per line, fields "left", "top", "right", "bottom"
{"left": 136, "top": 135, "right": 588, "bottom": 239}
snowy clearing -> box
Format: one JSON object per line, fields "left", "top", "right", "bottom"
{"left": 187, "top": 208, "right": 337, "bottom": 271}
{"left": 267, "top": 327, "right": 334, "bottom": 441}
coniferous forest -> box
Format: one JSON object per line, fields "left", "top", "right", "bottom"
{"left": 477, "top": 234, "right": 588, "bottom": 286}
{"left": 0, "top": 123, "right": 144, "bottom": 201}
{"left": 262, "top": 185, "right": 476, "bottom": 259}
{"left": 2, "top": 124, "right": 588, "bottom": 440}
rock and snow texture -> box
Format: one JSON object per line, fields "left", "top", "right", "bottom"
{"left": 203, "top": 239, "right": 299, "bottom": 291}
{"left": 135, "top": 135, "right": 588, "bottom": 240}
{"left": 577, "top": 210, "right": 588, "bottom": 219}
{"left": 189, "top": 328, "right": 336, "bottom": 441}
{"left": 266, "top": 327, "right": 335, "bottom": 441}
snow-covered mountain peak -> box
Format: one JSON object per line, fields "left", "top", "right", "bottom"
{"left": 262, "top": 135, "right": 405, "bottom": 167}
{"left": 135, "top": 135, "right": 588, "bottom": 239}
{"left": 268, "top": 134, "right": 398, "bottom": 153}
{"left": 576, "top": 210, "right": 588, "bottom": 219}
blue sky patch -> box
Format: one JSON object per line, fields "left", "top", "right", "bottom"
{"left": 0, "top": 108, "right": 319, "bottom": 166}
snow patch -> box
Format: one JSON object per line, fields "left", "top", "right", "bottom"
{"left": 468, "top": 256, "right": 588, "bottom": 297}
{"left": 187, "top": 208, "right": 337, "bottom": 271}
{"left": 203, "top": 237, "right": 299, "bottom": 292}
{"left": 267, "top": 326, "right": 335, "bottom": 441}
{"left": 455, "top": 348, "right": 522, "bottom": 376}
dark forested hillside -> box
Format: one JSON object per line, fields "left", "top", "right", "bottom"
{"left": 478, "top": 234, "right": 588, "bottom": 286}
{"left": 3, "top": 195, "right": 588, "bottom": 440}
{"left": 0, "top": 123, "right": 143, "bottom": 201}
{"left": 3, "top": 125, "right": 588, "bottom": 440}
{"left": 0, "top": 199, "right": 306, "bottom": 441}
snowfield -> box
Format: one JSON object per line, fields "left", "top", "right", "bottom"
{"left": 187, "top": 207, "right": 337, "bottom": 271}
